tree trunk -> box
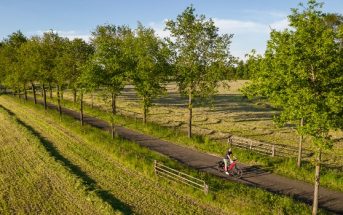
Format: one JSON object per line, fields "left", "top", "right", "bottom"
{"left": 57, "top": 85, "right": 62, "bottom": 117}
{"left": 188, "top": 91, "right": 193, "bottom": 138}
{"left": 43, "top": 83, "right": 47, "bottom": 110}
{"left": 111, "top": 92, "right": 116, "bottom": 138}
{"left": 297, "top": 118, "right": 304, "bottom": 167}
{"left": 312, "top": 149, "right": 321, "bottom": 215}
{"left": 80, "top": 91, "right": 84, "bottom": 126}
{"left": 73, "top": 89, "right": 77, "bottom": 103}
{"left": 91, "top": 93, "right": 94, "bottom": 109}
{"left": 32, "top": 83, "right": 37, "bottom": 104}
{"left": 18, "top": 87, "right": 21, "bottom": 99}
{"left": 143, "top": 98, "right": 147, "bottom": 124}
{"left": 23, "top": 84, "right": 27, "bottom": 101}
{"left": 143, "top": 105, "right": 147, "bottom": 124}
{"left": 48, "top": 83, "right": 52, "bottom": 99}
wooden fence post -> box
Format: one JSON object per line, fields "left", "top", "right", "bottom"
{"left": 154, "top": 160, "right": 157, "bottom": 175}
{"left": 204, "top": 183, "right": 208, "bottom": 194}
{"left": 250, "top": 142, "right": 252, "bottom": 150}
{"left": 272, "top": 145, "right": 275, "bottom": 157}
{"left": 228, "top": 135, "right": 232, "bottom": 148}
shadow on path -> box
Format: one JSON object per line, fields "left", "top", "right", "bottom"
{"left": 0, "top": 104, "right": 133, "bottom": 215}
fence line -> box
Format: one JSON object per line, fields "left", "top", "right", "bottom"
{"left": 228, "top": 135, "right": 314, "bottom": 158}
{"left": 154, "top": 160, "right": 209, "bottom": 194}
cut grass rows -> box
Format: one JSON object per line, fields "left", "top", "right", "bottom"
{"left": 0, "top": 108, "right": 117, "bottom": 215}
{"left": 0, "top": 97, "right": 224, "bottom": 214}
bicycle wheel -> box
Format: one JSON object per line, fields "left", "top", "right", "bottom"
{"left": 217, "top": 161, "right": 224, "bottom": 173}
{"left": 233, "top": 166, "right": 243, "bottom": 179}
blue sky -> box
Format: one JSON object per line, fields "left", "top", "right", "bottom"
{"left": 1, "top": 0, "right": 342, "bottom": 59}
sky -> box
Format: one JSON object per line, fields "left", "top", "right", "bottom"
{"left": 1, "top": 0, "right": 342, "bottom": 59}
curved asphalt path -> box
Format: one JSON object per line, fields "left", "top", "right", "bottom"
{"left": 21, "top": 98, "right": 343, "bottom": 214}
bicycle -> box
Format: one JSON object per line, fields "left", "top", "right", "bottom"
{"left": 217, "top": 159, "right": 243, "bottom": 178}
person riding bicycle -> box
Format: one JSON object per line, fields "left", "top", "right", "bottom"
{"left": 223, "top": 148, "right": 234, "bottom": 175}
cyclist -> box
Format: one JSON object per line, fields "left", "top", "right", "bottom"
{"left": 223, "top": 148, "right": 234, "bottom": 175}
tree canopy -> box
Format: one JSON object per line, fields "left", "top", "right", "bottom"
{"left": 166, "top": 6, "right": 233, "bottom": 137}
{"left": 243, "top": 1, "right": 343, "bottom": 213}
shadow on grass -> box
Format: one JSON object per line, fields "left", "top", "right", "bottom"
{"left": 0, "top": 104, "right": 133, "bottom": 215}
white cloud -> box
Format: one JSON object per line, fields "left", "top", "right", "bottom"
{"left": 148, "top": 20, "right": 170, "bottom": 39}
{"left": 243, "top": 9, "right": 288, "bottom": 19}
{"left": 213, "top": 18, "right": 289, "bottom": 35}
{"left": 212, "top": 18, "right": 290, "bottom": 59}
{"left": 213, "top": 18, "right": 267, "bottom": 34}
{"left": 270, "top": 19, "right": 289, "bottom": 31}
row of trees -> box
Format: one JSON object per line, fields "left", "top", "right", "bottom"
{"left": 0, "top": 6, "right": 233, "bottom": 139}
{"left": 243, "top": 1, "right": 343, "bottom": 214}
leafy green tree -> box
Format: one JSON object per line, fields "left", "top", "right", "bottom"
{"left": 234, "top": 50, "right": 261, "bottom": 79}
{"left": 77, "top": 61, "right": 101, "bottom": 126}
{"left": 90, "top": 24, "right": 132, "bottom": 137}
{"left": 130, "top": 24, "right": 171, "bottom": 124}
{"left": 0, "top": 43, "right": 4, "bottom": 92}
{"left": 243, "top": 1, "right": 343, "bottom": 213}
{"left": 18, "top": 36, "right": 43, "bottom": 104}
{"left": 0, "top": 31, "right": 27, "bottom": 98}
{"left": 233, "top": 60, "right": 246, "bottom": 79}
{"left": 54, "top": 38, "right": 94, "bottom": 116}
{"left": 39, "top": 31, "right": 64, "bottom": 109}
{"left": 53, "top": 36, "right": 70, "bottom": 116}
{"left": 166, "top": 6, "right": 233, "bottom": 138}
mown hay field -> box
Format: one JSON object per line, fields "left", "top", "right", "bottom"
{"left": 61, "top": 80, "right": 343, "bottom": 154}
{"left": 0, "top": 106, "right": 117, "bottom": 214}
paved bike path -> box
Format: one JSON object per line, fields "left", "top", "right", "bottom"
{"left": 30, "top": 98, "right": 343, "bottom": 213}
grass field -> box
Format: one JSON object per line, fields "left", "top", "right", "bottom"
{"left": 0, "top": 106, "right": 117, "bottom": 214}
{"left": 0, "top": 97, "right": 224, "bottom": 214}
{"left": 0, "top": 95, "right": 320, "bottom": 214}
{"left": 60, "top": 80, "right": 343, "bottom": 154}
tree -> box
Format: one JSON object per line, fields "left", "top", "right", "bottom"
{"left": 39, "top": 31, "right": 64, "bottom": 109}
{"left": 90, "top": 24, "right": 133, "bottom": 137}
{"left": 234, "top": 50, "right": 261, "bottom": 80}
{"left": 18, "top": 37, "right": 43, "bottom": 104}
{"left": 53, "top": 37, "right": 70, "bottom": 116}
{"left": 54, "top": 38, "right": 94, "bottom": 116}
{"left": 130, "top": 24, "right": 171, "bottom": 124}
{"left": 243, "top": 1, "right": 343, "bottom": 214}
{"left": 77, "top": 60, "right": 100, "bottom": 126}
{"left": 0, "top": 31, "right": 27, "bottom": 98}
{"left": 166, "top": 6, "right": 233, "bottom": 138}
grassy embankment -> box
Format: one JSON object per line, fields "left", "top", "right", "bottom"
{"left": 0, "top": 95, "right": 319, "bottom": 214}
{"left": 0, "top": 105, "right": 118, "bottom": 214}
{"left": 40, "top": 87, "right": 343, "bottom": 193}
